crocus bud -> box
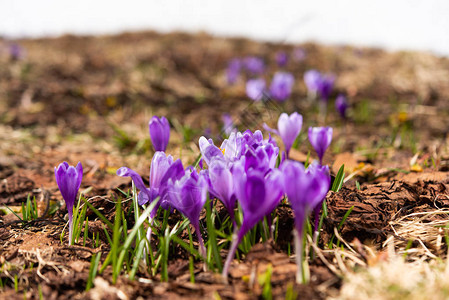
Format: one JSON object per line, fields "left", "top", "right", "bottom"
{"left": 55, "top": 162, "right": 83, "bottom": 246}
{"left": 243, "top": 56, "right": 265, "bottom": 75}
{"left": 277, "top": 112, "right": 303, "bottom": 155}
{"left": 293, "top": 48, "right": 306, "bottom": 61}
{"left": 246, "top": 78, "right": 266, "bottom": 101}
{"left": 280, "top": 159, "right": 330, "bottom": 283}
{"left": 308, "top": 127, "right": 333, "bottom": 164}
{"left": 317, "top": 74, "right": 335, "bottom": 102}
{"left": 269, "top": 72, "right": 294, "bottom": 102}
{"left": 304, "top": 70, "right": 322, "bottom": 94}
{"left": 149, "top": 116, "right": 170, "bottom": 151}
{"left": 275, "top": 51, "right": 288, "bottom": 67}
{"left": 263, "top": 112, "right": 303, "bottom": 157}
{"left": 226, "top": 58, "right": 241, "bottom": 84}
{"left": 335, "top": 94, "right": 348, "bottom": 119}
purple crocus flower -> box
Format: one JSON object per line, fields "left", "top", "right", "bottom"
{"left": 280, "top": 159, "right": 330, "bottom": 283}
{"left": 222, "top": 163, "right": 284, "bottom": 280}
{"left": 149, "top": 116, "right": 170, "bottom": 152}
{"left": 117, "top": 152, "right": 184, "bottom": 211}
{"left": 226, "top": 58, "right": 241, "bottom": 84}
{"left": 207, "top": 160, "right": 236, "bottom": 221}
{"left": 243, "top": 56, "right": 265, "bottom": 75}
{"left": 307, "top": 162, "right": 331, "bottom": 244}
{"left": 240, "top": 141, "right": 279, "bottom": 176}
{"left": 293, "top": 48, "right": 306, "bottom": 61}
{"left": 55, "top": 162, "right": 83, "bottom": 246}
{"left": 116, "top": 152, "right": 184, "bottom": 241}
{"left": 269, "top": 72, "right": 294, "bottom": 102}
{"left": 317, "top": 74, "right": 335, "bottom": 102}
{"left": 264, "top": 112, "right": 303, "bottom": 156}
{"left": 9, "top": 44, "right": 24, "bottom": 61}
{"left": 246, "top": 78, "right": 266, "bottom": 101}
{"left": 335, "top": 94, "right": 348, "bottom": 119}
{"left": 304, "top": 70, "right": 322, "bottom": 94}
{"left": 308, "top": 127, "right": 333, "bottom": 164}
{"left": 167, "top": 170, "right": 208, "bottom": 257}
{"left": 275, "top": 51, "right": 288, "bottom": 67}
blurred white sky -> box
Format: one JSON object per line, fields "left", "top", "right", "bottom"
{"left": 1, "top": 0, "right": 449, "bottom": 56}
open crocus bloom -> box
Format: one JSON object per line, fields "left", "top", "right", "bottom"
{"left": 149, "top": 116, "right": 170, "bottom": 152}
{"left": 55, "top": 161, "right": 83, "bottom": 246}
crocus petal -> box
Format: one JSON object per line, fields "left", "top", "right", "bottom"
{"left": 149, "top": 151, "right": 173, "bottom": 188}
{"left": 208, "top": 160, "right": 235, "bottom": 215}
{"left": 75, "top": 162, "right": 83, "bottom": 191}
{"left": 263, "top": 123, "right": 280, "bottom": 136}
{"left": 199, "top": 136, "right": 224, "bottom": 166}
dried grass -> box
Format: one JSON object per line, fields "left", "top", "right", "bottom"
{"left": 334, "top": 209, "right": 449, "bottom": 300}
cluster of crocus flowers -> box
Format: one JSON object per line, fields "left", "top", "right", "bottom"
{"left": 109, "top": 112, "right": 333, "bottom": 283}
{"left": 54, "top": 162, "right": 83, "bottom": 246}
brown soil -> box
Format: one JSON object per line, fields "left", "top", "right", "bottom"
{"left": 0, "top": 30, "right": 449, "bottom": 299}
